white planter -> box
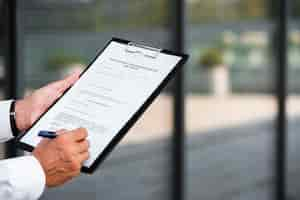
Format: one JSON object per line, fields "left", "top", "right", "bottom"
{"left": 209, "top": 65, "right": 230, "bottom": 97}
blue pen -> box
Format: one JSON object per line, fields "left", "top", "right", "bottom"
{"left": 38, "top": 131, "right": 57, "bottom": 139}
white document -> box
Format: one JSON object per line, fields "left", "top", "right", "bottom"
{"left": 20, "top": 41, "right": 182, "bottom": 168}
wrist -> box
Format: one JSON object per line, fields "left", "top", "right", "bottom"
{"left": 15, "top": 99, "right": 30, "bottom": 132}
{"left": 32, "top": 149, "right": 46, "bottom": 174}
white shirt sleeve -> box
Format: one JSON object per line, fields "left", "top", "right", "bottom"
{"left": 0, "top": 100, "right": 46, "bottom": 200}
{"left": 0, "top": 100, "right": 14, "bottom": 143}
{"left": 0, "top": 156, "right": 46, "bottom": 200}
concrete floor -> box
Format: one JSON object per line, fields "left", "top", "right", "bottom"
{"left": 37, "top": 116, "right": 300, "bottom": 200}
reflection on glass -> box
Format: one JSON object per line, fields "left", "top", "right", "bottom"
{"left": 18, "top": 1, "right": 172, "bottom": 200}
{"left": 186, "top": 0, "right": 276, "bottom": 199}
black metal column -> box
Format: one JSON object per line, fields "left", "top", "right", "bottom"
{"left": 172, "top": 0, "right": 185, "bottom": 200}
{"left": 4, "top": 0, "right": 17, "bottom": 158}
{"left": 276, "top": 0, "right": 287, "bottom": 199}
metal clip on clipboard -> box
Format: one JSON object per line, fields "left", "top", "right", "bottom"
{"left": 125, "top": 42, "right": 162, "bottom": 59}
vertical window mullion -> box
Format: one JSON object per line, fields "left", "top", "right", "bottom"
{"left": 172, "top": 0, "right": 185, "bottom": 200}
{"left": 276, "top": 0, "right": 288, "bottom": 199}
{"left": 4, "top": 0, "right": 18, "bottom": 158}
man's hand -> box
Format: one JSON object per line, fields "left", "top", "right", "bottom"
{"left": 32, "top": 128, "right": 89, "bottom": 187}
{"left": 15, "top": 71, "right": 81, "bottom": 132}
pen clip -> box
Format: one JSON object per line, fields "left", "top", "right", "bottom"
{"left": 125, "top": 42, "right": 162, "bottom": 59}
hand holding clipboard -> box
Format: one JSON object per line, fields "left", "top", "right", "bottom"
{"left": 17, "top": 38, "right": 189, "bottom": 173}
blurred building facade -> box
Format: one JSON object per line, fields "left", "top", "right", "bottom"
{"left": 1, "top": 1, "right": 300, "bottom": 200}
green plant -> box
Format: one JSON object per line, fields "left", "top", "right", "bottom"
{"left": 199, "top": 48, "right": 224, "bottom": 69}
{"left": 47, "top": 54, "right": 85, "bottom": 70}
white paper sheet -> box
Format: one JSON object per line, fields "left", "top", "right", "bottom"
{"left": 20, "top": 41, "right": 182, "bottom": 168}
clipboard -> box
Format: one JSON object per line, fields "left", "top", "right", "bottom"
{"left": 16, "top": 38, "right": 189, "bottom": 174}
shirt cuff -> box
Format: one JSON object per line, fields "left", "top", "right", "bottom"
{"left": 2, "top": 156, "right": 46, "bottom": 199}
{"left": 0, "top": 100, "right": 14, "bottom": 142}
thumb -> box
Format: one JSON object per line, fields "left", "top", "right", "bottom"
{"left": 51, "top": 70, "right": 82, "bottom": 94}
